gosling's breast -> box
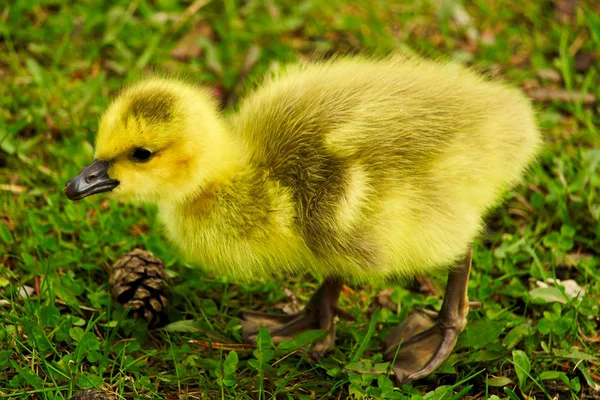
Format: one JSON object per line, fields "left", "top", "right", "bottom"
{"left": 158, "top": 178, "right": 317, "bottom": 279}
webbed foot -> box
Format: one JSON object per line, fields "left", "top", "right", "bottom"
{"left": 241, "top": 278, "right": 354, "bottom": 360}
{"left": 383, "top": 248, "right": 473, "bottom": 384}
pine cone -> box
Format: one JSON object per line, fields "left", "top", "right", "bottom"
{"left": 69, "top": 390, "right": 115, "bottom": 400}
{"left": 109, "top": 248, "right": 169, "bottom": 327}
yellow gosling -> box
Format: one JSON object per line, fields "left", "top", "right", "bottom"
{"left": 65, "top": 54, "right": 541, "bottom": 383}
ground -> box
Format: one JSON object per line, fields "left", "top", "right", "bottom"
{"left": 1, "top": 0, "right": 599, "bottom": 399}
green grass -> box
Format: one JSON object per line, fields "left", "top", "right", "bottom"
{"left": 1, "top": 0, "right": 599, "bottom": 398}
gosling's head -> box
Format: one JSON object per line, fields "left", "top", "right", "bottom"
{"left": 65, "top": 78, "right": 234, "bottom": 204}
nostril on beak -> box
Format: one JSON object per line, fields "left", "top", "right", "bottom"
{"left": 85, "top": 173, "right": 97, "bottom": 183}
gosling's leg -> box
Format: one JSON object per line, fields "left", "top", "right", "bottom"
{"left": 383, "top": 248, "right": 473, "bottom": 384}
{"left": 241, "top": 278, "right": 354, "bottom": 360}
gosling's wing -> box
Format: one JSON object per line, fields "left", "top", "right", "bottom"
{"left": 230, "top": 56, "right": 539, "bottom": 270}
{"left": 232, "top": 56, "right": 537, "bottom": 184}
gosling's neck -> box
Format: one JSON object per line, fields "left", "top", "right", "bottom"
{"left": 166, "top": 134, "right": 247, "bottom": 209}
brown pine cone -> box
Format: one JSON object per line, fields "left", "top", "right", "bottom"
{"left": 109, "top": 248, "right": 169, "bottom": 327}
{"left": 69, "top": 390, "right": 115, "bottom": 400}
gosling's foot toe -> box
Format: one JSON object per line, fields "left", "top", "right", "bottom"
{"left": 240, "top": 307, "right": 341, "bottom": 359}
{"left": 382, "top": 309, "right": 458, "bottom": 384}
{"left": 240, "top": 310, "right": 301, "bottom": 343}
{"left": 383, "top": 307, "right": 467, "bottom": 384}
{"left": 384, "top": 248, "right": 474, "bottom": 384}
{"left": 240, "top": 278, "right": 353, "bottom": 360}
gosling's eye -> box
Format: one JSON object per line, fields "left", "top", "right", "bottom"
{"left": 132, "top": 148, "right": 153, "bottom": 162}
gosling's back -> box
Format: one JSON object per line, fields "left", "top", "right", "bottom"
{"left": 230, "top": 56, "right": 540, "bottom": 279}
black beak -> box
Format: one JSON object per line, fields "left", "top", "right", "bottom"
{"left": 64, "top": 159, "right": 120, "bottom": 201}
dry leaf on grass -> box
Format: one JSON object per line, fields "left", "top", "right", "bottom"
{"left": 554, "top": 0, "right": 577, "bottom": 24}
{"left": 375, "top": 288, "right": 398, "bottom": 312}
{"left": 0, "top": 285, "right": 36, "bottom": 308}
{"left": 565, "top": 252, "right": 594, "bottom": 267}
{"left": 18, "top": 285, "right": 35, "bottom": 299}
{"left": 2, "top": 216, "right": 15, "bottom": 232}
{"left": 528, "top": 88, "right": 596, "bottom": 105}
{"left": 536, "top": 278, "right": 585, "bottom": 300}
{"left": 188, "top": 339, "right": 256, "bottom": 352}
{"left": 0, "top": 184, "right": 27, "bottom": 194}
{"left": 537, "top": 69, "right": 562, "bottom": 83}
{"left": 173, "top": 0, "right": 213, "bottom": 30}
{"left": 283, "top": 287, "right": 300, "bottom": 314}
{"left": 172, "top": 20, "right": 214, "bottom": 62}
{"left": 574, "top": 52, "right": 598, "bottom": 73}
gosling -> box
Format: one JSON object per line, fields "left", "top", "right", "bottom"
{"left": 65, "top": 55, "right": 541, "bottom": 383}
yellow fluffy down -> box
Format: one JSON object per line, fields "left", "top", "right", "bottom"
{"left": 95, "top": 55, "right": 541, "bottom": 282}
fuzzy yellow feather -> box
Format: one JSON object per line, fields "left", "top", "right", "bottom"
{"left": 91, "top": 55, "right": 539, "bottom": 282}
{"left": 66, "top": 54, "right": 541, "bottom": 383}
